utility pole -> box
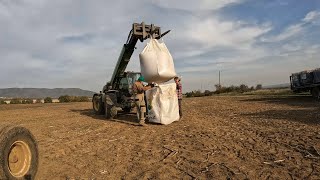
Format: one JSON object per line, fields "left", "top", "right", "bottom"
{"left": 219, "top": 70, "right": 221, "bottom": 87}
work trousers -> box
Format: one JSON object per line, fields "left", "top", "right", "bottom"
{"left": 135, "top": 93, "right": 146, "bottom": 122}
{"left": 178, "top": 99, "right": 182, "bottom": 117}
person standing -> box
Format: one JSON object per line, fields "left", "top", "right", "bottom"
{"left": 174, "top": 76, "right": 183, "bottom": 119}
{"left": 132, "top": 76, "right": 151, "bottom": 126}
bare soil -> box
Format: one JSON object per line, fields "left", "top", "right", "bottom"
{"left": 1, "top": 95, "right": 319, "bottom": 179}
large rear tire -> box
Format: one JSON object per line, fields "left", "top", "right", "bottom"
{"left": 0, "top": 125, "right": 38, "bottom": 180}
{"left": 92, "top": 94, "right": 105, "bottom": 115}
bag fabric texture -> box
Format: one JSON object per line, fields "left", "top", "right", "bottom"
{"left": 146, "top": 83, "right": 179, "bottom": 125}
{"left": 139, "top": 38, "right": 176, "bottom": 83}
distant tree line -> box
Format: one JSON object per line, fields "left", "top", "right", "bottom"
{"left": 8, "top": 98, "right": 47, "bottom": 104}
{"left": 214, "top": 84, "right": 263, "bottom": 94}
{"left": 9, "top": 98, "right": 34, "bottom": 104}
{"left": 0, "top": 99, "right": 7, "bottom": 104}
{"left": 185, "top": 90, "right": 213, "bottom": 98}
{"left": 0, "top": 95, "right": 90, "bottom": 104}
{"left": 185, "top": 84, "right": 263, "bottom": 98}
{"left": 58, "top": 95, "right": 89, "bottom": 103}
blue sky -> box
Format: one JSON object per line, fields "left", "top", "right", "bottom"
{"left": 0, "top": 0, "right": 319, "bottom": 92}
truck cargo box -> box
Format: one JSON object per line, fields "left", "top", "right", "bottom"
{"left": 299, "top": 71, "right": 313, "bottom": 85}
{"left": 313, "top": 69, "right": 320, "bottom": 83}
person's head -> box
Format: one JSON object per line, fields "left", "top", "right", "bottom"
{"left": 174, "top": 76, "right": 180, "bottom": 82}
{"left": 138, "top": 76, "right": 145, "bottom": 82}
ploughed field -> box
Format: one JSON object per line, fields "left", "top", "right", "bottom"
{"left": 0, "top": 95, "right": 319, "bottom": 179}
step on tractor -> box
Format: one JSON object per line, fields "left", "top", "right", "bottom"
{"left": 92, "top": 22, "right": 170, "bottom": 119}
{"left": 0, "top": 123, "right": 38, "bottom": 179}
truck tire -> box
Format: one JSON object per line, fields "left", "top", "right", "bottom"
{"left": 92, "top": 94, "right": 105, "bottom": 115}
{"left": 0, "top": 126, "right": 38, "bottom": 180}
{"left": 311, "top": 87, "right": 320, "bottom": 100}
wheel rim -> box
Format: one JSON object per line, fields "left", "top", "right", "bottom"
{"left": 8, "top": 141, "right": 32, "bottom": 177}
{"left": 93, "top": 97, "right": 100, "bottom": 111}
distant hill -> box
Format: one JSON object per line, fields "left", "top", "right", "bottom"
{"left": 0, "top": 88, "right": 96, "bottom": 98}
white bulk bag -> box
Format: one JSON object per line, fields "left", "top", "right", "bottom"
{"left": 139, "top": 38, "right": 176, "bottom": 83}
{"left": 146, "top": 83, "right": 180, "bottom": 125}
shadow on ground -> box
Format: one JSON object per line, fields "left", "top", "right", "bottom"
{"left": 240, "top": 95, "right": 320, "bottom": 125}
{"left": 70, "top": 109, "right": 161, "bottom": 126}
{"left": 241, "top": 109, "right": 320, "bottom": 124}
{"left": 240, "top": 95, "right": 318, "bottom": 108}
{"left": 70, "top": 109, "right": 142, "bottom": 126}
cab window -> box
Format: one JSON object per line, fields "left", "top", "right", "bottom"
{"left": 119, "top": 78, "right": 129, "bottom": 89}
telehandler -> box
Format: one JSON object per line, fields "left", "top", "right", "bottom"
{"left": 92, "top": 22, "right": 170, "bottom": 119}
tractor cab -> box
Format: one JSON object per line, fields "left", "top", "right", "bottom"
{"left": 118, "top": 72, "right": 141, "bottom": 96}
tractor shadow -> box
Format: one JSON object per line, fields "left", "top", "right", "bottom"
{"left": 70, "top": 109, "right": 160, "bottom": 126}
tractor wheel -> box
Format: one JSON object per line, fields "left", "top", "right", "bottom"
{"left": 105, "top": 104, "right": 112, "bottom": 119}
{"left": 311, "top": 87, "right": 320, "bottom": 100}
{"left": 0, "top": 125, "right": 38, "bottom": 180}
{"left": 92, "top": 95, "right": 105, "bottom": 115}
{"left": 105, "top": 94, "right": 117, "bottom": 119}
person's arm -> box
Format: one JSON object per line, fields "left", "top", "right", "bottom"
{"left": 143, "top": 85, "right": 152, "bottom": 91}
{"left": 135, "top": 82, "right": 150, "bottom": 93}
{"left": 132, "top": 83, "right": 138, "bottom": 94}
{"left": 178, "top": 82, "right": 182, "bottom": 92}
{"left": 176, "top": 82, "right": 180, "bottom": 90}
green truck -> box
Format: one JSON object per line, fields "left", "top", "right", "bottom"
{"left": 290, "top": 68, "right": 320, "bottom": 99}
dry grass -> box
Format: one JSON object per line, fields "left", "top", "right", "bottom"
{"left": 214, "top": 88, "right": 309, "bottom": 96}
{"left": 243, "top": 88, "right": 294, "bottom": 95}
